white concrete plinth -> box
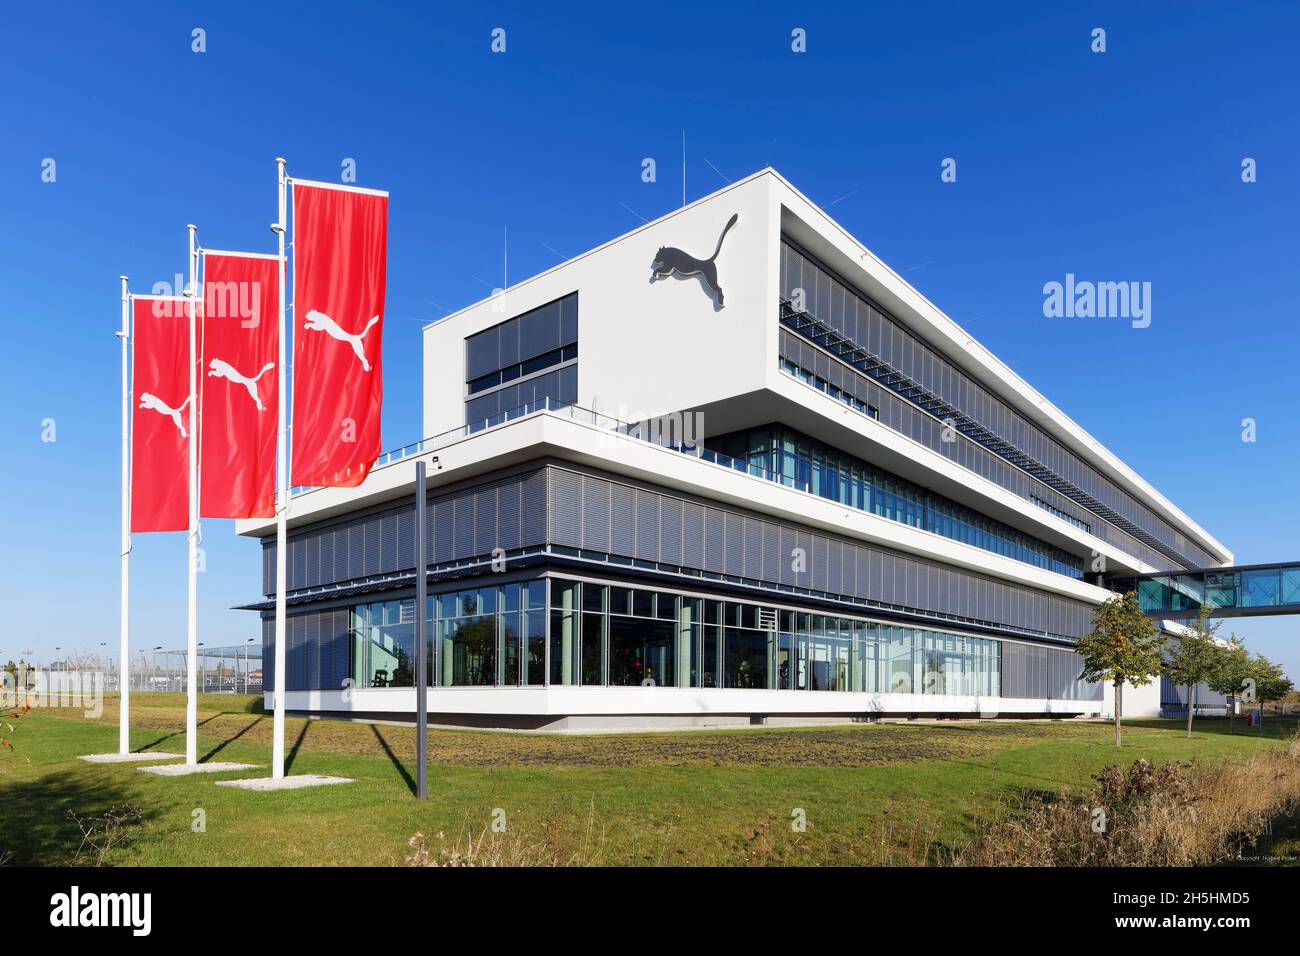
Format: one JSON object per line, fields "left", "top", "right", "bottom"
{"left": 138, "top": 762, "right": 261, "bottom": 776}
{"left": 78, "top": 752, "right": 185, "bottom": 764}
{"left": 215, "top": 774, "right": 355, "bottom": 791}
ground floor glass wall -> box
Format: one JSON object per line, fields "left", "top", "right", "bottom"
{"left": 548, "top": 578, "right": 1002, "bottom": 696}
{"left": 340, "top": 575, "right": 1101, "bottom": 700}
{"left": 349, "top": 580, "right": 546, "bottom": 689}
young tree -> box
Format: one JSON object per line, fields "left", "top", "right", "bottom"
{"left": 1248, "top": 653, "right": 1293, "bottom": 733}
{"left": 1076, "top": 591, "right": 1164, "bottom": 747}
{"left": 1161, "top": 604, "right": 1222, "bottom": 738}
{"left": 1206, "top": 634, "right": 1251, "bottom": 734}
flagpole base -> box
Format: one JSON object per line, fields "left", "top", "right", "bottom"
{"left": 78, "top": 752, "right": 184, "bottom": 764}
{"left": 216, "top": 774, "right": 354, "bottom": 791}
{"left": 138, "top": 761, "right": 261, "bottom": 776}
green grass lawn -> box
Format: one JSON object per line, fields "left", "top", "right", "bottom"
{"left": 2, "top": 693, "right": 1295, "bottom": 866}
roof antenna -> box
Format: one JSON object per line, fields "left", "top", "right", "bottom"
{"left": 681, "top": 129, "right": 686, "bottom": 207}
{"left": 503, "top": 224, "right": 508, "bottom": 290}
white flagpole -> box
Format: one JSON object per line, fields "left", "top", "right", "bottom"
{"left": 117, "top": 274, "right": 131, "bottom": 754}
{"left": 185, "top": 224, "right": 200, "bottom": 765}
{"left": 272, "top": 158, "right": 288, "bottom": 779}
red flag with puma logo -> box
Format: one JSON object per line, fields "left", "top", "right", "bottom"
{"left": 290, "top": 180, "right": 388, "bottom": 488}
{"left": 130, "top": 296, "right": 190, "bottom": 532}
{"left": 200, "top": 251, "right": 279, "bottom": 518}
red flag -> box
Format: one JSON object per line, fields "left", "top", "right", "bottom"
{"left": 290, "top": 181, "right": 387, "bottom": 488}
{"left": 130, "top": 296, "right": 190, "bottom": 532}
{"left": 200, "top": 252, "right": 279, "bottom": 518}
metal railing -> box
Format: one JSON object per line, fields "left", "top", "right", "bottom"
{"left": 291, "top": 396, "right": 777, "bottom": 498}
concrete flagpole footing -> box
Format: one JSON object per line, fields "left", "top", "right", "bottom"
{"left": 78, "top": 752, "right": 185, "bottom": 764}
{"left": 216, "top": 774, "right": 355, "bottom": 791}
{"left": 138, "top": 761, "right": 261, "bottom": 776}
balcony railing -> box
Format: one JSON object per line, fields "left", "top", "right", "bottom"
{"left": 290, "top": 397, "right": 778, "bottom": 498}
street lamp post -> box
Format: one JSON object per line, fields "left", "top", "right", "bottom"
{"left": 243, "top": 638, "right": 255, "bottom": 695}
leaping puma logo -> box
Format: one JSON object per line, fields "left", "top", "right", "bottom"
{"left": 139, "top": 392, "right": 192, "bottom": 438}
{"left": 208, "top": 358, "right": 275, "bottom": 411}
{"left": 650, "top": 212, "right": 739, "bottom": 310}
{"left": 303, "top": 309, "right": 380, "bottom": 371}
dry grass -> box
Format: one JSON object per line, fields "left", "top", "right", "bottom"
{"left": 407, "top": 798, "right": 608, "bottom": 866}
{"left": 952, "top": 733, "right": 1300, "bottom": 866}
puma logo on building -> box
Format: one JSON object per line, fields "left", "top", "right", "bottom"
{"left": 138, "top": 392, "right": 191, "bottom": 438}
{"left": 303, "top": 309, "right": 380, "bottom": 371}
{"left": 207, "top": 358, "right": 275, "bottom": 411}
{"left": 650, "top": 212, "right": 738, "bottom": 309}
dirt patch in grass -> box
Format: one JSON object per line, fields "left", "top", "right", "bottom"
{"left": 38, "top": 694, "right": 1109, "bottom": 769}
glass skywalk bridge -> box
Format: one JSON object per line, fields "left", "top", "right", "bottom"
{"left": 1108, "top": 563, "right": 1300, "bottom": 618}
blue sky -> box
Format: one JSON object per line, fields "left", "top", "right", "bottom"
{"left": 2, "top": 2, "right": 1296, "bottom": 677}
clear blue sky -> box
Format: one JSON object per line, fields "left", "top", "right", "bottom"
{"left": 2, "top": 2, "right": 1296, "bottom": 678}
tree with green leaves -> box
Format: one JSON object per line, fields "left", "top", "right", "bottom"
{"left": 1205, "top": 633, "right": 1251, "bottom": 734}
{"left": 1247, "top": 653, "right": 1293, "bottom": 733}
{"left": 1076, "top": 591, "right": 1165, "bottom": 747}
{"left": 1162, "top": 604, "right": 1222, "bottom": 738}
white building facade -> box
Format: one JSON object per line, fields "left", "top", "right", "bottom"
{"left": 237, "top": 169, "right": 1231, "bottom": 729}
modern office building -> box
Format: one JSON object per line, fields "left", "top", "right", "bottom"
{"left": 236, "top": 168, "right": 1233, "bottom": 730}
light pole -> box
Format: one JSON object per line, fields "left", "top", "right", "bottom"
{"left": 243, "top": 638, "right": 255, "bottom": 695}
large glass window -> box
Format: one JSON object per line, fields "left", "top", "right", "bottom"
{"left": 608, "top": 616, "right": 677, "bottom": 686}
{"left": 581, "top": 612, "right": 605, "bottom": 685}
{"left": 723, "top": 626, "right": 774, "bottom": 689}
{"left": 701, "top": 601, "right": 722, "bottom": 688}
{"left": 440, "top": 615, "right": 497, "bottom": 686}
{"left": 549, "top": 580, "right": 580, "bottom": 685}
{"left": 1242, "top": 569, "right": 1282, "bottom": 608}
{"left": 465, "top": 293, "right": 578, "bottom": 424}
{"left": 881, "top": 627, "right": 915, "bottom": 694}
{"left": 351, "top": 600, "right": 415, "bottom": 688}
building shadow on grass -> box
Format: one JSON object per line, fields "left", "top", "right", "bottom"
{"left": 0, "top": 768, "right": 157, "bottom": 866}
{"left": 370, "top": 724, "right": 416, "bottom": 795}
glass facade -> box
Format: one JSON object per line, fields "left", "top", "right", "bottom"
{"left": 547, "top": 578, "right": 1003, "bottom": 696}
{"left": 1031, "top": 495, "right": 1091, "bottom": 533}
{"left": 465, "top": 293, "right": 578, "bottom": 424}
{"left": 707, "top": 423, "right": 1084, "bottom": 578}
{"left": 349, "top": 581, "right": 546, "bottom": 689}
{"left": 438, "top": 580, "right": 547, "bottom": 686}
{"left": 351, "top": 599, "right": 418, "bottom": 688}
{"left": 1125, "top": 564, "right": 1300, "bottom": 616}
{"left": 338, "top": 577, "right": 1117, "bottom": 700}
